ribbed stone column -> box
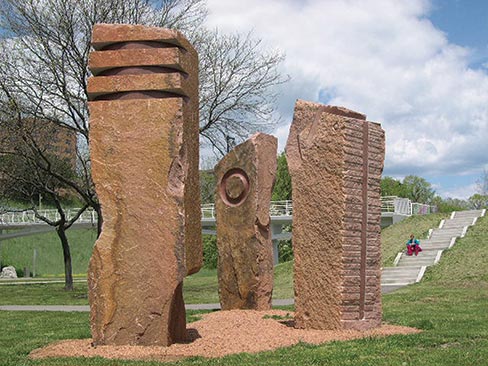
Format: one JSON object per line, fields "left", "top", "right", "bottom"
{"left": 287, "top": 99, "right": 384, "bottom": 331}
{"left": 87, "top": 24, "right": 201, "bottom": 346}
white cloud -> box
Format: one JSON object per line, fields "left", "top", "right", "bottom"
{"left": 206, "top": 0, "right": 488, "bottom": 178}
{"left": 437, "top": 183, "right": 477, "bottom": 200}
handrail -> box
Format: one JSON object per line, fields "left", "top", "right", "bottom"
{"left": 381, "top": 196, "right": 437, "bottom": 216}
{"left": 0, "top": 198, "right": 435, "bottom": 226}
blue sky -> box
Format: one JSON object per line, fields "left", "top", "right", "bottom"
{"left": 430, "top": 0, "right": 488, "bottom": 69}
{"left": 206, "top": 0, "right": 488, "bottom": 199}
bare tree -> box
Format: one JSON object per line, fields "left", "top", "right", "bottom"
{"left": 0, "top": 100, "right": 88, "bottom": 290}
{"left": 476, "top": 170, "right": 488, "bottom": 196}
{"left": 0, "top": 0, "right": 287, "bottom": 286}
{"left": 197, "top": 30, "right": 287, "bottom": 155}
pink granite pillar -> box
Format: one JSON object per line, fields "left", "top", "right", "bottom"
{"left": 286, "top": 99, "right": 384, "bottom": 331}
{"left": 87, "top": 24, "right": 201, "bottom": 346}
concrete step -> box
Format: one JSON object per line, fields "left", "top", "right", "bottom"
{"left": 382, "top": 266, "right": 422, "bottom": 274}
{"left": 420, "top": 241, "right": 451, "bottom": 248}
{"left": 381, "top": 266, "right": 422, "bottom": 284}
{"left": 431, "top": 228, "right": 465, "bottom": 234}
{"left": 382, "top": 284, "right": 409, "bottom": 294}
{"left": 430, "top": 233, "right": 463, "bottom": 240}
{"left": 421, "top": 246, "right": 450, "bottom": 251}
{"left": 381, "top": 272, "right": 418, "bottom": 281}
{"left": 443, "top": 218, "right": 475, "bottom": 226}
{"left": 398, "top": 256, "right": 437, "bottom": 263}
{"left": 453, "top": 210, "right": 484, "bottom": 218}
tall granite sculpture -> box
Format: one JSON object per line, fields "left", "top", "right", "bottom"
{"left": 215, "top": 133, "right": 277, "bottom": 310}
{"left": 287, "top": 100, "right": 384, "bottom": 331}
{"left": 87, "top": 24, "right": 201, "bottom": 346}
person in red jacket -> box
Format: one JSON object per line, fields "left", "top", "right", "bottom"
{"left": 406, "top": 234, "right": 422, "bottom": 256}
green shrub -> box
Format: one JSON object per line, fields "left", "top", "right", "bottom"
{"left": 278, "top": 239, "right": 293, "bottom": 262}
{"left": 202, "top": 234, "right": 218, "bottom": 269}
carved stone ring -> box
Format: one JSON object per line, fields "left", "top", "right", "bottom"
{"left": 219, "top": 168, "right": 250, "bottom": 207}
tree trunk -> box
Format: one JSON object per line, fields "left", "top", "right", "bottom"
{"left": 56, "top": 225, "right": 73, "bottom": 291}
{"left": 93, "top": 202, "right": 103, "bottom": 239}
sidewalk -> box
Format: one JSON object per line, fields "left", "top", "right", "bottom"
{"left": 0, "top": 299, "right": 296, "bottom": 312}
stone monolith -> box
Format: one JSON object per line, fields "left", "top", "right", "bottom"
{"left": 215, "top": 133, "right": 277, "bottom": 310}
{"left": 87, "top": 24, "right": 201, "bottom": 346}
{"left": 286, "top": 100, "right": 384, "bottom": 331}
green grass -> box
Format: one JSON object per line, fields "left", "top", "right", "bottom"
{"left": 183, "top": 268, "right": 219, "bottom": 304}
{"left": 381, "top": 212, "right": 448, "bottom": 266}
{"left": 0, "top": 264, "right": 293, "bottom": 305}
{"left": 0, "top": 228, "right": 97, "bottom": 276}
{"left": 0, "top": 215, "right": 487, "bottom": 365}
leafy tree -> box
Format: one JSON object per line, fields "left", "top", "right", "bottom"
{"left": 380, "top": 176, "right": 403, "bottom": 197}
{"left": 401, "top": 175, "right": 435, "bottom": 204}
{"left": 272, "top": 152, "right": 292, "bottom": 201}
{"left": 200, "top": 170, "right": 216, "bottom": 204}
{"left": 431, "top": 196, "right": 470, "bottom": 213}
{"left": 469, "top": 193, "right": 488, "bottom": 209}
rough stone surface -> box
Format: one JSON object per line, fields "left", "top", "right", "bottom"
{"left": 214, "top": 133, "right": 277, "bottom": 310}
{"left": 0, "top": 266, "right": 17, "bottom": 279}
{"left": 286, "top": 99, "right": 384, "bottom": 331}
{"left": 87, "top": 24, "right": 201, "bottom": 346}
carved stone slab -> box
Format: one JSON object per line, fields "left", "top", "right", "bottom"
{"left": 215, "top": 133, "right": 277, "bottom": 310}
{"left": 87, "top": 24, "right": 201, "bottom": 346}
{"left": 286, "top": 100, "right": 384, "bottom": 331}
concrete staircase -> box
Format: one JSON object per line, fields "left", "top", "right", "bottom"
{"left": 381, "top": 209, "right": 486, "bottom": 294}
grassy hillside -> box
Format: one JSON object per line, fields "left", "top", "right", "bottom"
{"left": 0, "top": 228, "right": 97, "bottom": 276}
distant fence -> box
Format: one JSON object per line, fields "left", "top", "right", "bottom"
{"left": 1, "top": 197, "right": 435, "bottom": 228}
{"left": 381, "top": 196, "right": 437, "bottom": 216}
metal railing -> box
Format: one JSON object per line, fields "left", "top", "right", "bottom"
{"left": 381, "top": 196, "right": 437, "bottom": 216}
{"left": 1, "top": 197, "right": 435, "bottom": 227}
{"left": 201, "top": 200, "right": 293, "bottom": 219}
{"left": 0, "top": 208, "right": 97, "bottom": 226}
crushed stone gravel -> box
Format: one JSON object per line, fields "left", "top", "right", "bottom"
{"left": 30, "top": 310, "right": 420, "bottom": 362}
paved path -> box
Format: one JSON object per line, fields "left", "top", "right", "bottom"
{"left": 0, "top": 299, "right": 296, "bottom": 312}
{"left": 381, "top": 209, "right": 485, "bottom": 293}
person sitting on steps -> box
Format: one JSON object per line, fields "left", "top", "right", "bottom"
{"left": 406, "top": 234, "right": 422, "bottom": 256}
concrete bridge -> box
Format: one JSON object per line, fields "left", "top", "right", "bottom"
{"left": 0, "top": 198, "right": 435, "bottom": 264}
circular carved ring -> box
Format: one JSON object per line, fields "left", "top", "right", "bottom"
{"left": 219, "top": 168, "right": 250, "bottom": 207}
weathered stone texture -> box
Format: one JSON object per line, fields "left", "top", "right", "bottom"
{"left": 215, "top": 133, "right": 277, "bottom": 310}
{"left": 87, "top": 24, "right": 201, "bottom": 346}
{"left": 286, "top": 99, "right": 384, "bottom": 331}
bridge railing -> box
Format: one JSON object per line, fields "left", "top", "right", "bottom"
{"left": 381, "top": 196, "right": 437, "bottom": 216}
{"left": 201, "top": 200, "right": 293, "bottom": 219}
{"left": 0, "top": 208, "right": 97, "bottom": 226}
{"left": 1, "top": 197, "right": 435, "bottom": 226}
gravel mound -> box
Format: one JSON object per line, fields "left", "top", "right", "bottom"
{"left": 31, "top": 310, "right": 420, "bottom": 361}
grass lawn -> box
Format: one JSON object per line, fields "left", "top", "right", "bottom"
{"left": 1, "top": 214, "right": 486, "bottom": 365}
{"left": 0, "top": 262, "right": 294, "bottom": 305}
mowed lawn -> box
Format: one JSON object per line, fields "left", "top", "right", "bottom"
{"left": 0, "top": 214, "right": 487, "bottom": 365}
